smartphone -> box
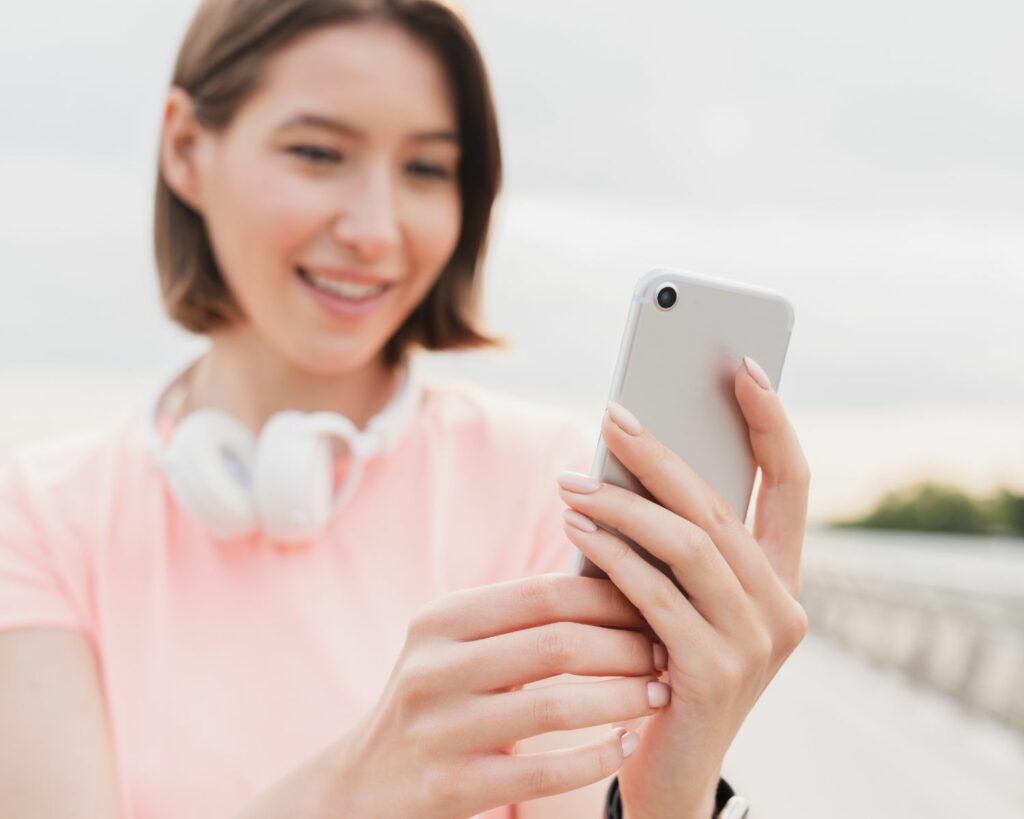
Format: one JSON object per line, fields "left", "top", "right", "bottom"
{"left": 570, "top": 268, "right": 795, "bottom": 590}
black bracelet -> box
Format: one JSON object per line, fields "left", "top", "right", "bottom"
{"left": 603, "top": 775, "right": 737, "bottom": 819}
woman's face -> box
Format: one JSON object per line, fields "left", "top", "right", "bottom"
{"left": 173, "top": 21, "right": 462, "bottom": 375}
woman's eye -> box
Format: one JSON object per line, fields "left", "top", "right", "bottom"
{"left": 288, "top": 145, "right": 341, "bottom": 165}
{"left": 407, "top": 161, "right": 453, "bottom": 181}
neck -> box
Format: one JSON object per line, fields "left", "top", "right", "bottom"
{"left": 180, "top": 324, "right": 403, "bottom": 436}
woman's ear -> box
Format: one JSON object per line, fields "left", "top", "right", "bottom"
{"left": 159, "top": 86, "right": 207, "bottom": 212}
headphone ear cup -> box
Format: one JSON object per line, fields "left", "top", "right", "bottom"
{"left": 253, "top": 412, "right": 335, "bottom": 543}
{"left": 162, "top": 410, "right": 258, "bottom": 539}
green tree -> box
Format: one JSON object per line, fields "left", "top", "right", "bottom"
{"left": 831, "top": 482, "right": 1024, "bottom": 536}
{"left": 984, "top": 489, "right": 1024, "bottom": 536}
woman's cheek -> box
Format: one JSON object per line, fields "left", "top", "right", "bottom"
{"left": 243, "top": 171, "right": 328, "bottom": 256}
{"left": 413, "top": 188, "right": 461, "bottom": 269}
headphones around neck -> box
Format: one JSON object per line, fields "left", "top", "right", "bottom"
{"left": 144, "top": 354, "right": 423, "bottom": 545}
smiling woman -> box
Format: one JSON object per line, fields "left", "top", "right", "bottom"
{"left": 174, "top": 16, "right": 468, "bottom": 340}
{"left": 0, "top": 1, "right": 805, "bottom": 818}
{"left": 155, "top": 1, "right": 504, "bottom": 389}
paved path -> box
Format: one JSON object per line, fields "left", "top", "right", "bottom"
{"left": 723, "top": 633, "right": 1024, "bottom": 818}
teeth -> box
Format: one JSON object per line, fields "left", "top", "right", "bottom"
{"left": 303, "top": 270, "right": 387, "bottom": 300}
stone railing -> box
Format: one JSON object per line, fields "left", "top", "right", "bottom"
{"left": 801, "top": 564, "right": 1024, "bottom": 732}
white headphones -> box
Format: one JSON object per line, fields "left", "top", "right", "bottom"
{"left": 144, "top": 354, "right": 423, "bottom": 544}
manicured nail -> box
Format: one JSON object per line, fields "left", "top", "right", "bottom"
{"left": 653, "top": 643, "right": 668, "bottom": 671}
{"left": 556, "top": 471, "right": 602, "bottom": 494}
{"left": 647, "top": 681, "right": 671, "bottom": 708}
{"left": 563, "top": 508, "right": 598, "bottom": 532}
{"left": 620, "top": 729, "right": 639, "bottom": 757}
{"left": 606, "top": 401, "right": 643, "bottom": 435}
{"left": 743, "top": 356, "right": 772, "bottom": 391}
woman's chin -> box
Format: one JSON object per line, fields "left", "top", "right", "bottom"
{"left": 289, "top": 334, "right": 391, "bottom": 379}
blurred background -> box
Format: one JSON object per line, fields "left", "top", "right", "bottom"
{"left": 1, "top": 0, "right": 1022, "bottom": 815}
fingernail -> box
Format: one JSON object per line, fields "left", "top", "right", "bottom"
{"left": 652, "top": 643, "right": 668, "bottom": 671}
{"left": 620, "top": 729, "right": 640, "bottom": 758}
{"left": 743, "top": 356, "right": 772, "bottom": 391}
{"left": 647, "top": 681, "right": 671, "bottom": 708}
{"left": 563, "top": 508, "right": 598, "bottom": 532}
{"left": 606, "top": 401, "right": 643, "bottom": 435}
{"left": 556, "top": 471, "right": 602, "bottom": 494}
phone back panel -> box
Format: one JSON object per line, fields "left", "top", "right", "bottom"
{"left": 575, "top": 268, "right": 794, "bottom": 584}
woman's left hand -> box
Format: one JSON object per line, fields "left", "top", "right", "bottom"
{"left": 556, "top": 357, "right": 811, "bottom": 819}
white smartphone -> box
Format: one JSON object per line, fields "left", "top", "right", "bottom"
{"left": 570, "top": 268, "right": 795, "bottom": 590}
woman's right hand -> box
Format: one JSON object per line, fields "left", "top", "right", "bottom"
{"left": 334, "top": 572, "right": 669, "bottom": 818}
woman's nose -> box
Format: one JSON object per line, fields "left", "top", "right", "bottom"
{"left": 332, "top": 170, "right": 401, "bottom": 262}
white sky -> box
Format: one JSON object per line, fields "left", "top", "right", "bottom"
{"left": 1, "top": 0, "right": 1022, "bottom": 521}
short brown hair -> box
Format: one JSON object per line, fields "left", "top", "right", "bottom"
{"left": 154, "top": 0, "right": 506, "bottom": 366}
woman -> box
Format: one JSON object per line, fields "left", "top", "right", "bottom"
{"left": 0, "top": 1, "right": 811, "bottom": 818}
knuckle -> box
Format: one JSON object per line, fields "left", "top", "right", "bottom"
{"left": 710, "top": 490, "right": 739, "bottom": 529}
{"left": 524, "top": 760, "right": 560, "bottom": 797}
{"left": 595, "top": 738, "right": 619, "bottom": 777}
{"left": 603, "top": 578, "right": 627, "bottom": 613}
{"left": 602, "top": 580, "right": 645, "bottom": 626}
{"left": 780, "top": 601, "right": 809, "bottom": 652}
{"left": 531, "top": 690, "right": 568, "bottom": 730}
{"left": 750, "top": 624, "right": 774, "bottom": 666}
{"left": 621, "top": 487, "right": 643, "bottom": 514}
{"left": 627, "top": 634, "right": 652, "bottom": 670}
{"left": 777, "top": 451, "right": 811, "bottom": 492}
{"left": 608, "top": 533, "right": 635, "bottom": 563}
{"left": 791, "top": 467, "right": 812, "bottom": 493}
{"left": 796, "top": 455, "right": 812, "bottom": 488}
{"left": 518, "top": 574, "right": 562, "bottom": 619}
{"left": 717, "top": 652, "right": 746, "bottom": 692}
{"left": 535, "top": 624, "right": 576, "bottom": 668}
{"left": 407, "top": 601, "right": 441, "bottom": 641}
{"left": 648, "top": 571, "right": 680, "bottom": 614}
{"left": 687, "top": 526, "right": 717, "bottom": 567}
{"left": 633, "top": 438, "right": 671, "bottom": 484}
{"left": 605, "top": 489, "right": 637, "bottom": 533}
{"left": 402, "top": 710, "right": 437, "bottom": 750}
{"left": 652, "top": 439, "right": 673, "bottom": 470}
{"left": 396, "top": 655, "right": 439, "bottom": 707}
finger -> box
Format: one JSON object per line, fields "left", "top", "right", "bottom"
{"left": 734, "top": 356, "right": 810, "bottom": 596}
{"left": 458, "top": 675, "right": 663, "bottom": 751}
{"left": 469, "top": 725, "right": 635, "bottom": 806}
{"left": 599, "top": 402, "right": 776, "bottom": 598}
{"left": 453, "top": 622, "right": 663, "bottom": 692}
{"left": 421, "top": 574, "right": 647, "bottom": 641}
{"left": 557, "top": 482, "right": 749, "bottom": 635}
{"left": 561, "top": 520, "right": 714, "bottom": 662}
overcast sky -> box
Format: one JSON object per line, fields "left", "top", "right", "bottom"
{"left": 2, "top": 0, "right": 1022, "bottom": 519}
{"left": 2, "top": 0, "right": 1021, "bottom": 214}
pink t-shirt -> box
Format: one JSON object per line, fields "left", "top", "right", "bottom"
{"left": 0, "top": 373, "right": 594, "bottom": 819}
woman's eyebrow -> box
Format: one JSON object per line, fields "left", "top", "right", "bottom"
{"left": 274, "top": 113, "right": 459, "bottom": 143}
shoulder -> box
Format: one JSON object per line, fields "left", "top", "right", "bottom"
{"left": 0, "top": 402, "right": 149, "bottom": 526}
{"left": 0, "top": 404, "right": 150, "bottom": 635}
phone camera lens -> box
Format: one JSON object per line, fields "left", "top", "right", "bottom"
{"left": 656, "top": 285, "right": 677, "bottom": 310}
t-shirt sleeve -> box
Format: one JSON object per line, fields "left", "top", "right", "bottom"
{"left": 0, "top": 458, "right": 91, "bottom": 635}
{"left": 521, "top": 419, "right": 596, "bottom": 577}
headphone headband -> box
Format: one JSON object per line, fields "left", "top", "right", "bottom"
{"left": 144, "top": 353, "right": 424, "bottom": 469}
{"left": 142, "top": 352, "right": 426, "bottom": 543}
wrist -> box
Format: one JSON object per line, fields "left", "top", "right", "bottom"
{"left": 321, "top": 726, "right": 376, "bottom": 819}
{"left": 230, "top": 740, "right": 354, "bottom": 819}
{"left": 622, "top": 792, "right": 716, "bottom": 819}
{"left": 606, "top": 773, "right": 741, "bottom": 819}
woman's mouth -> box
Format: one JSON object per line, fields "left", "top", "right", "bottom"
{"left": 296, "top": 266, "right": 389, "bottom": 300}
{"left": 295, "top": 266, "right": 393, "bottom": 319}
